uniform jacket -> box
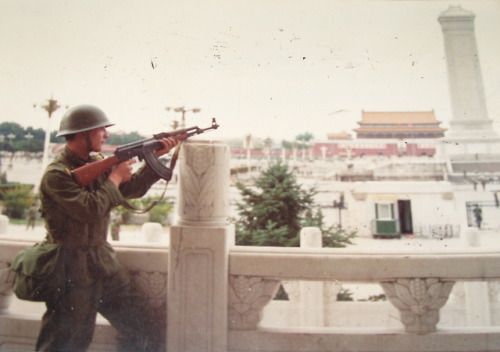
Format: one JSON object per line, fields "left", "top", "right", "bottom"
{"left": 39, "top": 146, "right": 161, "bottom": 285}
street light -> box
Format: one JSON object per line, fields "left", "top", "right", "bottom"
{"left": 244, "top": 134, "right": 253, "bottom": 171}
{"left": 165, "top": 106, "right": 201, "bottom": 129}
{"left": 34, "top": 97, "right": 66, "bottom": 170}
{"left": 333, "top": 193, "right": 346, "bottom": 229}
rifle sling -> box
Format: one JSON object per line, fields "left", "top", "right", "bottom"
{"left": 120, "top": 142, "right": 183, "bottom": 214}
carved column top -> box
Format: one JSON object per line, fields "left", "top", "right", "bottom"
{"left": 177, "top": 140, "right": 230, "bottom": 227}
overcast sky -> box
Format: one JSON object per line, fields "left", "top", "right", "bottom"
{"left": 1, "top": 0, "right": 499, "bottom": 142}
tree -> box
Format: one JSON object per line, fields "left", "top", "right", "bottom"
{"left": 295, "top": 132, "right": 314, "bottom": 143}
{"left": 0, "top": 122, "right": 59, "bottom": 153}
{"left": 234, "top": 162, "right": 315, "bottom": 246}
{"left": 0, "top": 121, "right": 148, "bottom": 154}
{"left": 303, "top": 208, "right": 355, "bottom": 248}
{"left": 281, "top": 140, "right": 293, "bottom": 150}
{"left": 114, "top": 195, "right": 175, "bottom": 225}
{"left": 0, "top": 122, "right": 27, "bottom": 152}
{"left": 0, "top": 185, "right": 35, "bottom": 219}
{"left": 0, "top": 122, "right": 25, "bottom": 140}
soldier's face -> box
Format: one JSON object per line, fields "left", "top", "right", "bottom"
{"left": 88, "top": 127, "right": 109, "bottom": 152}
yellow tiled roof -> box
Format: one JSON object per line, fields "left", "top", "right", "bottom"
{"left": 359, "top": 111, "right": 441, "bottom": 125}
{"left": 354, "top": 127, "right": 447, "bottom": 133}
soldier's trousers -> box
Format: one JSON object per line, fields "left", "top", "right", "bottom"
{"left": 35, "top": 268, "right": 164, "bottom": 352}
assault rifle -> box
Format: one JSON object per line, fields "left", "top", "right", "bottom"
{"left": 72, "top": 118, "right": 219, "bottom": 187}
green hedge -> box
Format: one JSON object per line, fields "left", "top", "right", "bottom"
{"left": 0, "top": 183, "right": 35, "bottom": 219}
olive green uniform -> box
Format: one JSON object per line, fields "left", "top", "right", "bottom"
{"left": 36, "top": 146, "right": 164, "bottom": 351}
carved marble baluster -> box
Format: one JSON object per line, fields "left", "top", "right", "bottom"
{"left": 281, "top": 280, "right": 299, "bottom": 304}
{"left": 381, "top": 278, "right": 455, "bottom": 333}
{"left": 130, "top": 270, "right": 168, "bottom": 309}
{"left": 177, "top": 140, "right": 230, "bottom": 227}
{"left": 228, "top": 275, "right": 281, "bottom": 330}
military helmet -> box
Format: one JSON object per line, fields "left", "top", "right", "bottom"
{"left": 57, "top": 104, "right": 115, "bottom": 137}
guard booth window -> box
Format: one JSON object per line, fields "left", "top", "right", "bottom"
{"left": 376, "top": 203, "right": 394, "bottom": 220}
{"left": 373, "top": 202, "right": 400, "bottom": 239}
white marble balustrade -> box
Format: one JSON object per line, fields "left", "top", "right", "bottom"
{"left": 0, "top": 140, "right": 500, "bottom": 352}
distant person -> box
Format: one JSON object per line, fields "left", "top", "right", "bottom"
{"left": 473, "top": 204, "right": 482, "bottom": 229}
{"left": 35, "top": 105, "right": 178, "bottom": 351}
{"left": 26, "top": 203, "right": 37, "bottom": 230}
{"left": 110, "top": 214, "right": 122, "bottom": 241}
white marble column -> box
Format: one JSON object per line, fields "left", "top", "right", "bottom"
{"left": 168, "top": 140, "right": 233, "bottom": 352}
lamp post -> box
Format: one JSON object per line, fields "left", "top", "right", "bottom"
{"left": 244, "top": 134, "right": 253, "bottom": 171}
{"left": 165, "top": 106, "right": 201, "bottom": 129}
{"left": 333, "top": 193, "right": 346, "bottom": 229}
{"left": 34, "top": 98, "right": 65, "bottom": 171}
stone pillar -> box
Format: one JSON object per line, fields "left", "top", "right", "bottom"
{"left": 168, "top": 140, "right": 232, "bottom": 352}
{"left": 299, "top": 227, "right": 324, "bottom": 327}
{"left": 0, "top": 215, "right": 8, "bottom": 235}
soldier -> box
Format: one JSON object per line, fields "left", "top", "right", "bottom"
{"left": 110, "top": 212, "right": 122, "bottom": 241}
{"left": 473, "top": 204, "right": 483, "bottom": 229}
{"left": 26, "top": 202, "right": 37, "bottom": 230}
{"left": 35, "top": 105, "right": 178, "bottom": 351}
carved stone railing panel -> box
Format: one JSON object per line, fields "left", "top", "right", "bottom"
{"left": 447, "top": 281, "right": 466, "bottom": 305}
{"left": 282, "top": 280, "right": 299, "bottom": 304}
{"left": 130, "top": 270, "right": 167, "bottom": 310}
{"left": 381, "top": 278, "right": 455, "bottom": 333}
{"left": 228, "top": 275, "right": 280, "bottom": 330}
{"left": 324, "top": 281, "right": 342, "bottom": 303}
{"left": 0, "top": 261, "right": 14, "bottom": 314}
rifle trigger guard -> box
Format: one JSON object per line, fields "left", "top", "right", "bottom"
{"left": 142, "top": 141, "right": 173, "bottom": 181}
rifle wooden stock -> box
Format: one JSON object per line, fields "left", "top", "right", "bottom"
{"left": 70, "top": 118, "right": 219, "bottom": 187}
{"left": 71, "top": 138, "right": 175, "bottom": 187}
{"left": 72, "top": 155, "right": 120, "bottom": 187}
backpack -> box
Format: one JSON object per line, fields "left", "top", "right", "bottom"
{"left": 10, "top": 242, "right": 65, "bottom": 302}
